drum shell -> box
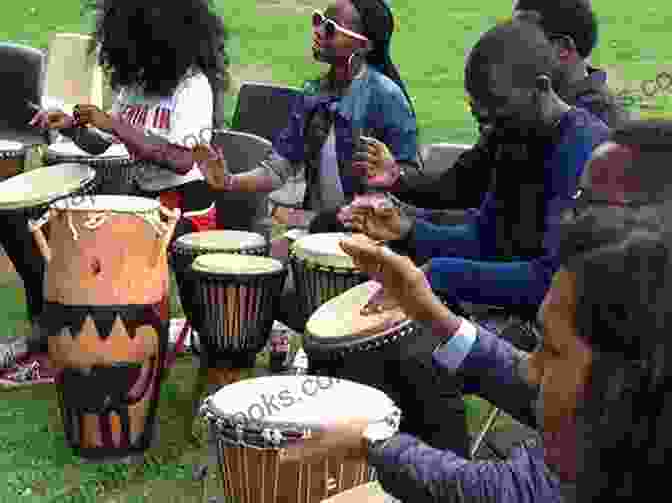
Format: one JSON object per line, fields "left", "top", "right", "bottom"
{"left": 289, "top": 254, "right": 368, "bottom": 324}
{"left": 171, "top": 239, "right": 268, "bottom": 331}
{"left": 209, "top": 437, "right": 373, "bottom": 503}
{"left": 0, "top": 148, "right": 26, "bottom": 180}
{"left": 44, "top": 209, "right": 168, "bottom": 306}
{"left": 189, "top": 266, "right": 287, "bottom": 366}
{"left": 304, "top": 321, "right": 418, "bottom": 389}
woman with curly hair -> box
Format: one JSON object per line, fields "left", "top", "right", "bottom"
{"left": 28, "top": 0, "right": 230, "bottom": 350}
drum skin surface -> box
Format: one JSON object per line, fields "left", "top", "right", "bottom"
{"left": 202, "top": 375, "right": 400, "bottom": 503}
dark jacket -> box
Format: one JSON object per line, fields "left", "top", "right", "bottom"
{"left": 392, "top": 67, "right": 628, "bottom": 214}
{"left": 367, "top": 324, "right": 577, "bottom": 502}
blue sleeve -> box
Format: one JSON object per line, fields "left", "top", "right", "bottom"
{"left": 433, "top": 326, "right": 538, "bottom": 428}
{"left": 369, "top": 433, "right": 561, "bottom": 502}
{"left": 408, "top": 218, "right": 481, "bottom": 262}
{"left": 374, "top": 85, "right": 419, "bottom": 164}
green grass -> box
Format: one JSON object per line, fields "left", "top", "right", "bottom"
{"left": 0, "top": 0, "right": 670, "bottom": 499}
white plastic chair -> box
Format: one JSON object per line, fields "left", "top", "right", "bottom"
{"left": 42, "top": 33, "right": 107, "bottom": 115}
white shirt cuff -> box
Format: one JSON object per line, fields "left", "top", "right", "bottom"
{"left": 432, "top": 317, "right": 478, "bottom": 372}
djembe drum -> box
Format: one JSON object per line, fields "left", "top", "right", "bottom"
{"left": 304, "top": 281, "right": 418, "bottom": 388}
{"left": 0, "top": 140, "right": 27, "bottom": 180}
{"left": 0, "top": 163, "right": 97, "bottom": 220}
{"left": 29, "top": 195, "right": 179, "bottom": 461}
{"left": 200, "top": 375, "right": 401, "bottom": 503}
{"left": 189, "top": 253, "right": 286, "bottom": 387}
{"left": 171, "top": 230, "right": 268, "bottom": 332}
{"left": 45, "top": 142, "right": 135, "bottom": 195}
{"left": 290, "top": 233, "right": 368, "bottom": 324}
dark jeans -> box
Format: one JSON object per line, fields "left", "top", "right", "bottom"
{"left": 0, "top": 211, "right": 45, "bottom": 322}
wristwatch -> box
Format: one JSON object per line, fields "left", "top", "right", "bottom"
{"left": 362, "top": 421, "right": 397, "bottom": 451}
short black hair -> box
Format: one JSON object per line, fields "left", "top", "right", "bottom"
{"left": 465, "top": 19, "right": 556, "bottom": 106}
{"left": 558, "top": 203, "right": 672, "bottom": 501}
{"left": 514, "top": 0, "right": 598, "bottom": 58}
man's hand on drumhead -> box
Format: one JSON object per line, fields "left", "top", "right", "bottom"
{"left": 280, "top": 417, "right": 369, "bottom": 464}
{"left": 73, "top": 105, "right": 115, "bottom": 132}
{"left": 349, "top": 205, "right": 405, "bottom": 242}
{"left": 352, "top": 137, "right": 400, "bottom": 188}
{"left": 340, "top": 238, "right": 443, "bottom": 322}
{"left": 28, "top": 109, "right": 74, "bottom": 130}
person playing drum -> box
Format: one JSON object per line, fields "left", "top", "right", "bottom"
{"left": 343, "top": 19, "right": 610, "bottom": 315}
{"left": 28, "top": 0, "right": 230, "bottom": 347}
{"left": 196, "top": 0, "right": 418, "bottom": 230}
{"left": 302, "top": 201, "right": 672, "bottom": 502}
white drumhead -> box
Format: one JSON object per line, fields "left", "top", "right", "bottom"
{"left": 292, "top": 232, "right": 357, "bottom": 269}
{"left": 48, "top": 141, "right": 129, "bottom": 158}
{"left": 0, "top": 163, "right": 95, "bottom": 209}
{"left": 192, "top": 253, "right": 283, "bottom": 275}
{"left": 206, "top": 375, "right": 399, "bottom": 428}
{"left": 176, "top": 230, "right": 266, "bottom": 252}
{"left": 0, "top": 140, "right": 23, "bottom": 151}
{"left": 284, "top": 228, "right": 309, "bottom": 242}
{"left": 51, "top": 194, "right": 159, "bottom": 213}
{"left": 306, "top": 281, "right": 408, "bottom": 339}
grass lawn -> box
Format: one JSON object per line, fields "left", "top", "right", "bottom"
{"left": 0, "top": 0, "right": 670, "bottom": 500}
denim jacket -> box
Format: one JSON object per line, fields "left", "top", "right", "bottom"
{"left": 253, "top": 64, "right": 419, "bottom": 207}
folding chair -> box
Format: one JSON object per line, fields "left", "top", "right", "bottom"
{"left": 466, "top": 304, "right": 541, "bottom": 460}
{"left": 0, "top": 42, "right": 49, "bottom": 145}
{"left": 231, "top": 81, "right": 303, "bottom": 143}
{"left": 42, "top": 33, "right": 105, "bottom": 115}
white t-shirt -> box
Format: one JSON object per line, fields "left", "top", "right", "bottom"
{"left": 111, "top": 71, "right": 213, "bottom": 192}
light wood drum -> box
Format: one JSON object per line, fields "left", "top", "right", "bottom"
{"left": 29, "top": 194, "right": 179, "bottom": 461}
{"left": 201, "top": 375, "right": 401, "bottom": 503}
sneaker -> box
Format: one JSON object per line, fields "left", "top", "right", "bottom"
{"left": 0, "top": 336, "right": 28, "bottom": 370}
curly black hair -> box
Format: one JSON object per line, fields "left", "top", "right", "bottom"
{"left": 82, "top": 0, "right": 231, "bottom": 97}
{"left": 514, "top": 0, "right": 598, "bottom": 59}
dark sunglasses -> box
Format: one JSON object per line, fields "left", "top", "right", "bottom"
{"left": 312, "top": 10, "right": 369, "bottom": 42}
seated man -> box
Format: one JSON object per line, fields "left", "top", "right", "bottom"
{"left": 310, "top": 201, "right": 670, "bottom": 502}
{"left": 347, "top": 19, "right": 610, "bottom": 312}
{"left": 389, "top": 0, "right": 628, "bottom": 216}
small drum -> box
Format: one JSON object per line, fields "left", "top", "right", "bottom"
{"left": 290, "top": 233, "right": 368, "bottom": 324}
{"left": 45, "top": 142, "right": 134, "bottom": 195}
{"left": 0, "top": 163, "right": 96, "bottom": 219}
{"left": 171, "top": 230, "right": 268, "bottom": 331}
{"left": 200, "top": 375, "right": 401, "bottom": 503}
{"left": 29, "top": 195, "right": 179, "bottom": 461}
{"left": 0, "top": 140, "right": 26, "bottom": 180}
{"left": 304, "top": 281, "right": 418, "bottom": 385}
{"left": 190, "top": 253, "right": 287, "bottom": 378}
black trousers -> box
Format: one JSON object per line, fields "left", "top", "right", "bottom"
{"left": 0, "top": 211, "right": 45, "bottom": 322}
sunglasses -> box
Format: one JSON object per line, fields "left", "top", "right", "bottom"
{"left": 312, "top": 10, "right": 369, "bottom": 42}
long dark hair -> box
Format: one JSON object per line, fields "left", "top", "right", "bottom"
{"left": 350, "top": 0, "right": 415, "bottom": 117}
{"left": 558, "top": 203, "right": 672, "bottom": 500}
{"left": 82, "top": 0, "right": 231, "bottom": 97}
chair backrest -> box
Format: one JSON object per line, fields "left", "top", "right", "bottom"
{"left": 211, "top": 130, "right": 273, "bottom": 232}
{"left": 231, "top": 81, "right": 303, "bottom": 143}
{"left": 0, "top": 42, "right": 47, "bottom": 143}
{"left": 43, "top": 33, "right": 105, "bottom": 114}
{"left": 420, "top": 142, "right": 472, "bottom": 177}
